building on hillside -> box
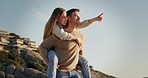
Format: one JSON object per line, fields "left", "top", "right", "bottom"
{"left": 7, "top": 35, "right": 16, "bottom": 38}
{"left": 22, "top": 38, "right": 30, "bottom": 41}
{"left": 0, "top": 30, "right": 9, "bottom": 37}
{"left": 9, "top": 38, "right": 23, "bottom": 45}
{"left": 16, "top": 42, "right": 27, "bottom": 50}
{"left": 0, "top": 37, "right": 9, "bottom": 44}
{"left": 21, "top": 38, "right": 30, "bottom": 46}
{"left": 28, "top": 41, "right": 38, "bottom": 51}
{"left": 0, "top": 42, "right": 9, "bottom": 53}
{"left": 0, "top": 36, "right": 9, "bottom": 53}
{"left": 4, "top": 44, "right": 19, "bottom": 52}
{"left": 8, "top": 38, "right": 27, "bottom": 50}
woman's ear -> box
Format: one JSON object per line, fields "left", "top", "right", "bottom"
{"left": 55, "top": 19, "right": 58, "bottom": 24}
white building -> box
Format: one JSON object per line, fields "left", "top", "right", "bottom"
{"left": 0, "top": 30, "right": 9, "bottom": 36}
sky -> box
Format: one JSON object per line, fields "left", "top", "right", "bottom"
{"left": 0, "top": 0, "right": 148, "bottom": 78}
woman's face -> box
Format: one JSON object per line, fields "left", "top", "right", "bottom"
{"left": 57, "top": 11, "right": 67, "bottom": 26}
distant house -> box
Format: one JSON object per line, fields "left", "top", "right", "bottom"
{"left": 9, "top": 38, "right": 23, "bottom": 45}
{"left": 0, "top": 30, "right": 9, "bottom": 37}
{"left": 21, "top": 38, "right": 30, "bottom": 46}
{"left": 0, "top": 42, "right": 9, "bottom": 52}
{"left": 28, "top": 41, "right": 38, "bottom": 51}
{"left": 0, "top": 37, "right": 9, "bottom": 44}
{"left": 8, "top": 38, "right": 27, "bottom": 50}
{"left": 0, "top": 43, "right": 4, "bottom": 50}
{"left": 0, "top": 30, "right": 39, "bottom": 53}
{"left": 5, "top": 45, "right": 19, "bottom": 51}
{"left": 22, "top": 38, "right": 30, "bottom": 41}
{"left": 0, "top": 37, "right": 9, "bottom": 52}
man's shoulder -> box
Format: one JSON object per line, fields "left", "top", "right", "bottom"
{"left": 72, "top": 29, "right": 84, "bottom": 40}
{"left": 72, "top": 29, "right": 81, "bottom": 34}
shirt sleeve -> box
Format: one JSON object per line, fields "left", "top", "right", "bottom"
{"left": 77, "top": 20, "right": 91, "bottom": 29}
{"left": 52, "top": 25, "right": 73, "bottom": 40}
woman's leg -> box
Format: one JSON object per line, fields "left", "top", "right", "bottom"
{"left": 47, "top": 49, "right": 58, "bottom": 78}
{"left": 78, "top": 55, "right": 91, "bottom": 78}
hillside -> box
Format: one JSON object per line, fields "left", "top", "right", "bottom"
{"left": 0, "top": 30, "right": 116, "bottom": 78}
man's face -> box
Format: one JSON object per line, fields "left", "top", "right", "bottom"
{"left": 57, "top": 11, "right": 67, "bottom": 26}
{"left": 68, "top": 11, "right": 80, "bottom": 25}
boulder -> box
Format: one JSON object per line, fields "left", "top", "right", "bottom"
{"left": 14, "top": 66, "right": 24, "bottom": 78}
{"left": 5, "top": 64, "right": 16, "bottom": 75}
{"left": 0, "top": 71, "right": 5, "bottom": 78}
{"left": 21, "top": 49, "right": 46, "bottom": 65}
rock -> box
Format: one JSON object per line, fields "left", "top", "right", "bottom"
{"left": 22, "top": 68, "right": 47, "bottom": 78}
{"left": 0, "top": 31, "right": 116, "bottom": 78}
{"left": 21, "top": 50, "right": 46, "bottom": 65}
{"left": 0, "top": 71, "right": 5, "bottom": 78}
{"left": 5, "top": 64, "right": 16, "bottom": 75}
{"left": 90, "top": 66, "right": 116, "bottom": 78}
{"left": 0, "top": 66, "right": 6, "bottom": 71}
{"left": 5, "top": 73, "right": 15, "bottom": 78}
{"left": 14, "top": 66, "right": 24, "bottom": 78}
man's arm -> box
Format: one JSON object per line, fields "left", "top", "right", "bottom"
{"left": 77, "top": 20, "right": 91, "bottom": 29}
{"left": 77, "top": 13, "right": 103, "bottom": 29}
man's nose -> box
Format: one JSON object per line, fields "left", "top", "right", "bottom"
{"left": 77, "top": 17, "right": 80, "bottom": 20}
{"left": 65, "top": 17, "right": 67, "bottom": 21}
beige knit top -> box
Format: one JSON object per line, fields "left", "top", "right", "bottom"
{"left": 39, "top": 29, "right": 83, "bottom": 70}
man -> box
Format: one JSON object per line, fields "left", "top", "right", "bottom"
{"left": 65, "top": 8, "right": 102, "bottom": 78}
{"left": 39, "top": 8, "right": 102, "bottom": 78}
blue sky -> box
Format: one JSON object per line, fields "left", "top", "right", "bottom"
{"left": 0, "top": 0, "right": 148, "bottom": 78}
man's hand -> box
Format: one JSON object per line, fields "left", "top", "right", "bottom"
{"left": 98, "top": 13, "right": 103, "bottom": 22}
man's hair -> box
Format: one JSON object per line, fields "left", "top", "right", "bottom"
{"left": 66, "top": 8, "right": 79, "bottom": 16}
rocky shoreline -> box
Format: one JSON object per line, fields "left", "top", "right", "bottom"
{"left": 0, "top": 30, "right": 116, "bottom": 78}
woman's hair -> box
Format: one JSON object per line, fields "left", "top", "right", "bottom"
{"left": 43, "top": 7, "right": 65, "bottom": 40}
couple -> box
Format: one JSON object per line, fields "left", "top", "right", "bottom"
{"left": 39, "top": 7, "right": 103, "bottom": 78}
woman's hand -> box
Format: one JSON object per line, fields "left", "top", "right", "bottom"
{"left": 75, "top": 37, "right": 82, "bottom": 47}
{"left": 71, "top": 35, "right": 82, "bottom": 47}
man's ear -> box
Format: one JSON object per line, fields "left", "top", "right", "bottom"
{"left": 67, "top": 16, "right": 71, "bottom": 20}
